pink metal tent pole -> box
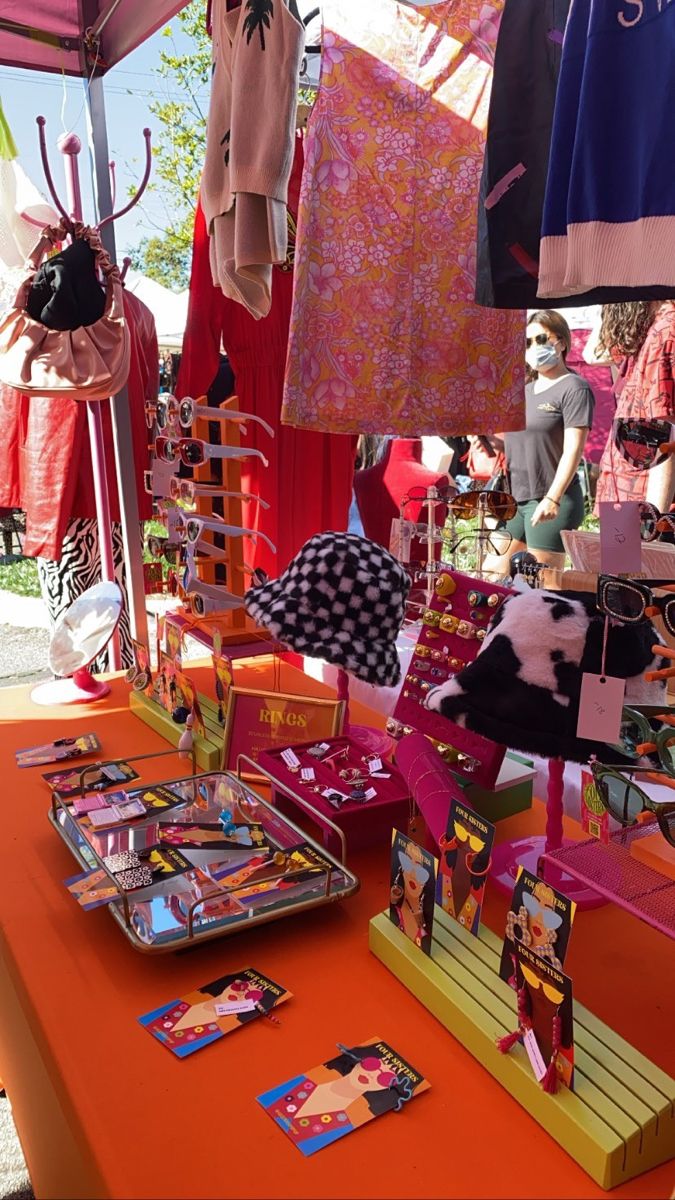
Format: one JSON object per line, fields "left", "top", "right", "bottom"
{"left": 37, "top": 116, "right": 121, "bottom": 669}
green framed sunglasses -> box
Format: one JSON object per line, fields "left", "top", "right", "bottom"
{"left": 607, "top": 706, "right": 675, "bottom": 776}
{"left": 589, "top": 760, "right": 675, "bottom": 848}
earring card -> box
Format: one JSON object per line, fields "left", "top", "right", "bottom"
{"left": 257, "top": 1036, "right": 429, "bottom": 1156}
{"left": 369, "top": 906, "right": 675, "bottom": 1190}
{"left": 499, "top": 865, "right": 575, "bottom": 984}
{"left": 438, "top": 799, "right": 495, "bottom": 936}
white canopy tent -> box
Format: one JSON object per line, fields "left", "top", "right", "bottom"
{"left": 125, "top": 270, "right": 188, "bottom": 351}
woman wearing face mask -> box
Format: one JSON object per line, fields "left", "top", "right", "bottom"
{"left": 485, "top": 310, "right": 594, "bottom": 573}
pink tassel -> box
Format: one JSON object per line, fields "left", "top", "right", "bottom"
{"left": 541, "top": 1014, "right": 561, "bottom": 1094}
{"left": 498, "top": 984, "right": 528, "bottom": 1054}
{"left": 497, "top": 1028, "right": 522, "bottom": 1054}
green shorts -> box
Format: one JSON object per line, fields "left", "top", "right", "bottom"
{"left": 503, "top": 481, "right": 585, "bottom": 555}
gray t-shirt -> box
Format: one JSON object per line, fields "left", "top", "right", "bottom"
{"left": 504, "top": 373, "right": 594, "bottom": 503}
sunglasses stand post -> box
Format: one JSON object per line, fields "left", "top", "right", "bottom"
{"left": 489, "top": 758, "right": 606, "bottom": 911}
{"left": 132, "top": 395, "right": 272, "bottom": 761}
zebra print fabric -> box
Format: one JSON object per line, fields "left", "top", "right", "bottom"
{"left": 37, "top": 518, "right": 138, "bottom": 671}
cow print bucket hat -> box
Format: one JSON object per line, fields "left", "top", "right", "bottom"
{"left": 424, "top": 587, "right": 668, "bottom": 763}
{"left": 244, "top": 532, "right": 410, "bottom": 687}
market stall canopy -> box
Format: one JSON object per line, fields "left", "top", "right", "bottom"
{"left": 0, "top": 0, "right": 190, "bottom": 76}
{"left": 124, "top": 270, "right": 188, "bottom": 350}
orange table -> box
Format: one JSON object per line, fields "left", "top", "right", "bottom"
{"left": 1, "top": 667, "right": 674, "bottom": 1200}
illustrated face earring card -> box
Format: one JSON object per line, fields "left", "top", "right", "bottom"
{"left": 499, "top": 866, "right": 575, "bottom": 987}
{"left": 389, "top": 829, "right": 437, "bottom": 957}
{"left": 438, "top": 799, "right": 495, "bottom": 936}
{"left": 257, "top": 1037, "right": 430, "bottom": 1156}
{"left": 139, "top": 967, "right": 291, "bottom": 1058}
{"left": 514, "top": 942, "right": 574, "bottom": 1093}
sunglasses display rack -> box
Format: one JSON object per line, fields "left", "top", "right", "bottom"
{"left": 369, "top": 903, "right": 675, "bottom": 1190}
{"left": 49, "top": 765, "right": 359, "bottom": 953}
{"left": 542, "top": 819, "right": 675, "bottom": 941}
{"left": 255, "top": 735, "right": 413, "bottom": 857}
{"left": 134, "top": 395, "right": 277, "bottom": 757}
{"left": 390, "top": 570, "right": 513, "bottom": 790}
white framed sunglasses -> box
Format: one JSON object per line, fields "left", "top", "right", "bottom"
{"left": 177, "top": 396, "right": 274, "bottom": 437}
{"left": 155, "top": 436, "right": 269, "bottom": 469}
{"left": 182, "top": 514, "right": 276, "bottom": 556}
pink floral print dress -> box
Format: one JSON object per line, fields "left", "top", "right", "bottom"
{"left": 282, "top": 0, "right": 525, "bottom": 435}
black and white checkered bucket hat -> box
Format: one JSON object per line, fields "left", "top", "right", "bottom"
{"left": 245, "top": 532, "right": 410, "bottom": 687}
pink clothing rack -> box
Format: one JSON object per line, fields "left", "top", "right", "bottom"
{"left": 34, "top": 117, "right": 152, "bottom": 671}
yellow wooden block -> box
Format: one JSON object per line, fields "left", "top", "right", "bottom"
{"left": 129, "top": 691, "right": 221, "bottom": 771}
{"left": 369, "top": 908, "right": 675, "bottom": 1191}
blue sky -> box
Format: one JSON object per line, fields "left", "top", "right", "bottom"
{"left": 0, "top": 21, "right": 203, "bottom": 281}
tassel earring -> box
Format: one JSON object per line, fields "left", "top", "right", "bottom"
{"left": 497, "top": 983, "right": 529, "bottom": 1054}
{"left": 541, "top": 1013, "right": 562, "bottom": 1094}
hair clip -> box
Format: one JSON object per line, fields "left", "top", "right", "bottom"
{"left": 406, "top": 673, "right": 420, "bottom": 686}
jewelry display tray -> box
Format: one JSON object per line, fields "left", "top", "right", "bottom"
{"left": 49, "top": 770, "right": 360, "bottom": 954}
{"left": 257, "top": 736, "right": 412, "bottom": 856}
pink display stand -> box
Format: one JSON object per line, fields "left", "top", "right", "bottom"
{"left": 490, "top": 757, "right": 605, "bottom": 910}
{"left": 31, "top": 667, "right": 110, "bottom": 706}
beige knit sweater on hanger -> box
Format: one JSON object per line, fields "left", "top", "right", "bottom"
{"left": 201, "top": 0, "right": 305, "bottom": 320}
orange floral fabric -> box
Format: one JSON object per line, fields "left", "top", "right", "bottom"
{"left": 282, "top": 0, "right": 525, "bottom": 436}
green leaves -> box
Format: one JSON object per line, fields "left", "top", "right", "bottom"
{"left": 133, "top": 0, "right": 210, "bottom": 289}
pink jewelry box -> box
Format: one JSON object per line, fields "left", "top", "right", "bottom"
{"left": 256, "top": 735, "right": 412, "bottom": 857}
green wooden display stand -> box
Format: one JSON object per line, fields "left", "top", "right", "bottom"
{"left": 129, "top": 690, "right": 222, "bottom": 771}
{"left": 369, "top": 907, "right": 675, "bottom": 1190}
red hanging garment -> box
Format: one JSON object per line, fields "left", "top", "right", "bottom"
{"left": 10, "top": 289, "right": 156, "bottom": 560}
{"left": 178, "top": 136, "right": 355, "bottom": 578}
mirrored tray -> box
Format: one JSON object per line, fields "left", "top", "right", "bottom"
{"left": 49, "top": 765, "right": 360, "bottom": 954}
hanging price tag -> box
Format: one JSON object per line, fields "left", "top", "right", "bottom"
{"left": 367, "top": 757, "right": 383, "bottom": 775}
{"left": 364, "top": 787, "right": 378, "bottom": 801}
{"left": 577, "top": 673, "right": 626, "bottom": 744}
{"left": 599, "top": 501, "right": 642, "bottom": 574}
{"left": 214, "top": 1000, "right": 256, "bottom": 1016}
{"left": 300, "top": 767, "right": 316, "bottom": 782}
{"left": 523, "top": 1028, "right": 547, "bottom": 1082}
{"left": 281, "top": 749, "right": 301, "bottom": 770}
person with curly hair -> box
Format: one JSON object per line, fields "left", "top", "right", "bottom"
{"left": 596, "top": 302, "right": 675, "bottom": 510}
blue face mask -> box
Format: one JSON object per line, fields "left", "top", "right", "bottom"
{"left": 526, "top": 342, "right": 560, "bottom": 372}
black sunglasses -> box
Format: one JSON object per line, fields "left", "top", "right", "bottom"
{"left": 597, "top": 574, "right": 675, "bottom": 637}
{"left": 612, "top": 419, "right": 673, "bottom": 470}
{"left": 525, "top": 333, "right": 552, "bottom": 349}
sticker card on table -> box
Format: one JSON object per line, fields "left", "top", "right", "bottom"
{"left": 438, "top": 800, "right": 495, "bottom": 937}
{"left": 389, "top": 830, "right": 437, "bottom": 957}
{"left": 599, "top": 500, "right": 642, "bottom": 574}
{"left": 257, "top": 1037, "right": 430, "bottom": 1156}
{"left": 65, "top": 867, "right": 120, "bottom": 911}
{"left": 139, "top": 968, "right": 291, "bottom": 1058}
{"left": 580, "top": 768, "right": 610, "bottom": 844}
{"left": 43, "top": 759, "right": 139, "bottom": 798}
{"left": 499, "top": 867, "right": 575, "bottom": 987}
{"left": 16, "top": 732, "right": 101, "bottom": 768}
{"left": 515, "top": 942, "right": 574, "bottom": 1092}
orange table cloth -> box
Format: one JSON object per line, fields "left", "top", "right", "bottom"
{"left": 0, "top": 665, "right": 674, "bottom": 1200}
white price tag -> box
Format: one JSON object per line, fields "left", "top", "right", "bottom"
{"left": 523, "top": 1028, "right": 547, "bottom": 1082}
{"left": 281, "top": 749, "right": 301, "bottom": 769}
{"left": 215, "top": 1000, "right": 257, "bottom": 1016}
{"left": 300, "top": 767, "right": 315, "bottom": 782}
{"left": 371, "top": 772, "right": 391, "bottom": 779}
{"left": 367, "top": 758, "right": 383, "bottom": 774}
{"left": 364, "top": 787, "right": 377, "bottom": 801}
